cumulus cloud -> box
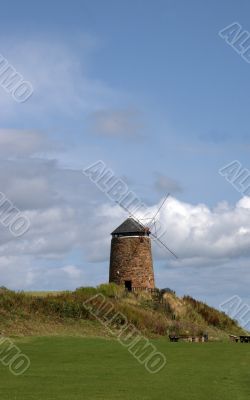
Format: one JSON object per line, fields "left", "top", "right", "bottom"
{"left": 0, "top": 131, "right": 250, "bottom": 292}
{"left": 142, "top": 196, "right": 250, "bottom": 263}
{"left": 0, "top": 256, "right": 85, "bottom": 290}
{"left": 0, "top": 36, "right": 249, "bottom": 304}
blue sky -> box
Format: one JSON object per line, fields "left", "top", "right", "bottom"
{"left": 0, "top": 0, "right": 250, "bottom": 318}
{"left": 2, "top": 0, "right": 250, "bottom": 205}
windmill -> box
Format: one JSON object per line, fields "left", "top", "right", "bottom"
{"left": 109, "top": 195, "right": 177, "bottom": 291}
{"left": 123, "top": 194, "right": 178, "bottom": 259}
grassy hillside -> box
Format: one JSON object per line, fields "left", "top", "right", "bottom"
{"left": 0, "top": 284, "right": 245, "bottom": 339}
{"left": 0, "top": 284, "right": 246, "bottom": 339}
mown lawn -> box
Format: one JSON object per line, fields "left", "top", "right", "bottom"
{"left": 0, "top": 337, "right": 250, "bottom": 400}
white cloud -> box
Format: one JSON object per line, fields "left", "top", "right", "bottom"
{"left": 144, "top": 196, "right": 250, "bottom": 262}
{"left": 1, "top": 149, "right": 250, "bottom": 272}
{"left": 0, "top": 134, "right": 249, "bottom": 294}
{"left": 0, "top": 36, "right": 248, "bottom": 305}
{"left": 0, "top": 256, "right": 85, "bottom": 290}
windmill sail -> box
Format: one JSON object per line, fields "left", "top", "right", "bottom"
{"left": 117, "top": 202, "right": 178, "bottom": 259}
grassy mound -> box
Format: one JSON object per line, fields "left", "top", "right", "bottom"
{"left": 0, "top": 284, "right": 245, "bottom": 338}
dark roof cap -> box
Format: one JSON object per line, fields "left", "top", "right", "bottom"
{"left": 111, "top": 217, "right": 146, "bottom": 235}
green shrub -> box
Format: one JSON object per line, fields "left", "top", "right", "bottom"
{"left": 96, "top": 283, "right": 125, "bottom": 298}
{"left": 75, "top": 287, "right": 97, "bottom": 296}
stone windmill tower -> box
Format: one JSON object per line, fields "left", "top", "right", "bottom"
{"left": 109, "top": 217, "right": 155, "bottom": 291}
{"left": 109, "top": 196, "right": 177, "bottom": 291}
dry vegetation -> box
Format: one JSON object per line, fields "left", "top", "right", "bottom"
{"left": 0, "top": 284, "right": 245, "bottom": 338}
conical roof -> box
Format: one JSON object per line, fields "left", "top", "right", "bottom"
{"left": 111, "top": 217, "right": 146, "bottom": 235}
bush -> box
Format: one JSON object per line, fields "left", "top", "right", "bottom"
{"left": 161, "top": 288, "right": 176, "bottom": 296}
{"left": 96, "top": 283, "right": 125, "bottom": 299}
{"left": 75, "top": 287, "right": 97, "bottom": 297}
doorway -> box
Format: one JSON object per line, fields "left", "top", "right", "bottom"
{"left": 125, "top": 280, "right": 132, "bottom": 292}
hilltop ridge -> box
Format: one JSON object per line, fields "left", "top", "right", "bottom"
{"left": 0, "top": 284, "right": 245, "bottom": 339}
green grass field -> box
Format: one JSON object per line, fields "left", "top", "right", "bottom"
{"left": 0, "top": 337, "right": 250, "bottom": 400}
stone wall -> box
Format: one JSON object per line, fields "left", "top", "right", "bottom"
{"left": 109, "top": 236, "right": 155, "bottom": 289}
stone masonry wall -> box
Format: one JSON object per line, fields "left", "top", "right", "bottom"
{"left": 109, "top": 236, "right": 155, "bottom": 289}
